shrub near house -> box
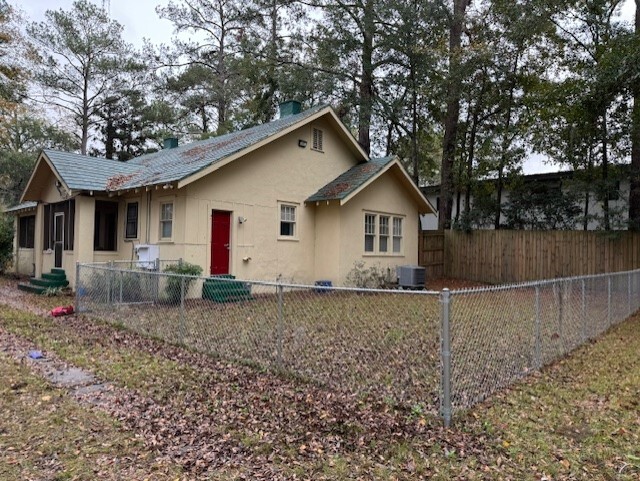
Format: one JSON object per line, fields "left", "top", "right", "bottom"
{"left": 0, "top": 213, "right": 14, "bottom": 273}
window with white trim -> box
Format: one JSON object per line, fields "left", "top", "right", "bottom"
{"left": 364, "top": 213, "right": 404, "bottom": 254}
{"left": 160, "top": 202, "right": 173, "bottom": 239}
{"left": 379, "top": 216, "right": 389, "bottom": 252}
{"left": 312, "top": 127, "right": 323, "bottom": 151}
{"left": 364, "top": 214, "right": 376, "bottom": 252}
{"left": 280, "top": 203, "right": 297, "bottom": 237}
{"left": 393, "top": 217, "right": 403, "bottom": 253}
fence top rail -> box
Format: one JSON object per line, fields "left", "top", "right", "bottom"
{"left": 450, "top": 268, "right": 640, "bottom": 295}
{"left": 79, "top": 262, "right": 640, "bottom": 296}
{"left": 78, "top": 262, "right": 442, "bottom": 296}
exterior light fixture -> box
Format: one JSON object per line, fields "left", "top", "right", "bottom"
{"left": 298, "top": 139, "right": 307, "bottom": 148}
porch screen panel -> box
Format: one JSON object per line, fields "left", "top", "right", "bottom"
{"left": 43, "top": 204, "right": 51, "bottom": 249}
{"left": 94, "top": 200, "right": 118, "bottom": 251}
{"left": 19, "top": 216, "right": 35, "bottom": 248}
{"left": 64, "top": 199, "right": 75, "bottom": 250}
{"left": 42, "top": 200, "right": 75, "bottom": 251}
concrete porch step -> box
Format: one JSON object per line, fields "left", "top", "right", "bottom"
{"left": 17, "top": 282, "right": 47, "bottom": 295}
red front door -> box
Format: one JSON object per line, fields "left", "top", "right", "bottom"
{"left": 210, "top": 210, "right": 231, "bottom": 275}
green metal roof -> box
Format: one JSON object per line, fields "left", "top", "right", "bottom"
{"left": 43, "top": 150, "right": 139, "bottom": 191}
{"left": 306, "top": 156, "right": 395, "bottom": 203}
{"left": 43, "top": 104, "right": 329, "bottom": 192}
{"left": 4, "top": 201, "right": 37, "bottom": 213}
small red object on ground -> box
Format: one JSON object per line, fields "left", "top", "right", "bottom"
{"left": 51, "top": 305, "right": 74, "bottom": 317}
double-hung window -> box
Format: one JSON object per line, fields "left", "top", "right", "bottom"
{"left": 393, "top": 217, "right": 403, "bottom": 253}
{"left": 160, "top": 202, "right": 173, "bottom": 240}
{"left": 125, "top": 202, "right": 139, "bottom": 239}
{"left": 364, "top": 213, "right": 403, "bottom": 254}
{"left": 280, "top": 203, "right": 297, "bottom": 237}
{"left": 364, "top": 214, "right": 376, "bottom": 252}
{"left": 379, "top": 216, "right": 389, "bottom": 253}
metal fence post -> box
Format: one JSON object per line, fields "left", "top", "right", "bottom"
{"left": 581, "top": 279, "right": 586, "bottom": 341}
{"left": 179, "top": 275, "right": 186, "bottom": 344}
{"left": 119, "top": 270, "right": 123, "bottom": 304}
{"left": 534, "top": 286, "right": 541, "bottom": 370}
{"left": 555, "top": 280, "right": 564, "bottom": 343}
{"left": 154, "top": 258, "right": 160, "bottom": 302}
{"left": 631, "top": 271, "right": 638, "bottom": 313}
{"left": 107, "top": 260, "right": 113, "bottom": 303}
{"left": 440, "top": 288, "right": 452, "bottom": 428}
{"left": 608, "top": 276, "right": 612, "bottom": 327}
{"left": 276, "top": 283, "right": 284, "bottom": 370}
{"left": 75, "top": 261, "right": 81, "bottom": 314}
{"left": 628, "top": 272, "right": 632, "bottom": 317}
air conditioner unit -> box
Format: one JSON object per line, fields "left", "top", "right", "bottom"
{"left": 134, "top": 244, "right": 159, "bottom": 270}
{"left": 397, "top": 265, "right": 426, "bottom": 289}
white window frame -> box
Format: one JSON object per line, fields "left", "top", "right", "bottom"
{"left": 159, "top": 202, "right": 173, "bottom": 240}
{"left": 364, "top": 214, "right": 376, "bottom": 252}
{"left": 364, "top": 212, "right": 404, "bottom": 255}
{"left": 379, "top": 215, "right": 389, "bottom": 253}
{"left": 312, "top": 127, "right": 324, "bottom": 152}
{"left": 392, "top": 217, "right": 403, "bottom": 253}
{"left": 278, "top": 202, "right": 298, "bottom": 240}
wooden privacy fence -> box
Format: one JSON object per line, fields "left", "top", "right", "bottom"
{"left": 418, "top": 230, "right": 445, "bottom": 279}
{"left": 419, "top": 230, "right": 640, "bottom": 284}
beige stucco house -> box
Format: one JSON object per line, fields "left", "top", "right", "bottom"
{"left": 9, "top": 102, "right": 433, "bottom": 289}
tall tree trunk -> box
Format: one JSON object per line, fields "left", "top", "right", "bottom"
{"left": 584, "top": 143, "right": 593, "bottom": 230}
{"left": 455, "top": 150, "right": 464, "bottom": 223}
{"left": 629, "top": 0, "right": 640, "bottom": 230}
{"left": 601, "top": 111, "right": 610, "bottom": 230}
{"left": 495, "top": 55, "right": 519, "bottom": 230}
{"left": 216, "top": 20, "right": 228, "bottom": 133}
{"left": 438, "top": 0, "right": 470, "bottom": 230}
{"left": 411, "top": 61, "right": 419, "bottom": 185}
{"left": 105, "top": 114, "right": 115, "bottom": 160}
{"left": 465, "top": 101, "right": 481, "bottom": 220}
{"left": 456, "top": 109, "right": 471, "bottom": 224}
{"left": 464, "top": 74, "right": 488, "bottom": 222}
{"left": 200, "top": 104, "right": 208, "bottom": 133}
{"left": 81, "top": 69, "right": 90, "bottom": 155}
{"left": 358, "top": 0, "right": 374, "bottom": 155}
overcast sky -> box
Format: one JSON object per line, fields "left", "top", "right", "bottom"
{"left": 20, "top": 0, "right": 175, "bottom": 46}
{"left": 20, "top": 0, "right": 637, "bottom": 49}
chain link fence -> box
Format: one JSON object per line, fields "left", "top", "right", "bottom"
{"left": 75, "top": 263, "right": 640, "bottom": 425}
{"left": 76, "top": 263, "right": 442, "bottom": 410}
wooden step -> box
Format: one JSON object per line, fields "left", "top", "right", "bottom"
{"left": 17, "top": 283, "right": 47, "bottom": 295}
{"left": 203, "top": 275, "right": 252, "bottom": 303}
{"left": 42, "top": 272, "right": 67, "bottom": 281}
{"left": 30, "top": 278, "right": 69, "bottom": 288}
